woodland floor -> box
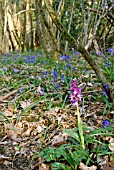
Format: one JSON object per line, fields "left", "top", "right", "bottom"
{"left": 0, "top": 50, "right": 114, "bottom": 170}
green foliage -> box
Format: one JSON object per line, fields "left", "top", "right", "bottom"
{"left": 100, "top": 59, "right": 114, "bottom": 84}
{"left": 38, "top": 124, "right": 113, "bottom": 170}
{"left": 38, "top": 144, "right": 89, "bottom": 170}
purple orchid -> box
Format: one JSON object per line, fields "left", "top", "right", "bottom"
{"left": 70, "top": 78, "right": 82, "bottom": 106}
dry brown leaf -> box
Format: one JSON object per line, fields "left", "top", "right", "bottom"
{"left": 103, "top": 166, "right": 114, "bottom": 170}
{"left": 21, "top": 101, "right": 31, "bottom": 110}
{"left": 5, "top": 123, "right": 23, "bottom": 140}
{"left": 4, "top": 110, "right": 12, "bottom": 117}
{"left": 51, "top": 132, "right": 67, "bottom": 146}
{"left": 38, "top": 163, "right": 50, "bottom": 170}
{"left": 109, "top": 138, "right": 114, "bottom": 151}
{"left": 79, "top": 162, "right": 97, "bottom": 170}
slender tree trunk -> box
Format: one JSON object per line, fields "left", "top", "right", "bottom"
{"left": 0, "top": 2, "right": 3, "bottom": 53}
{"left": 25, "top": 0, "right": 31, "bottom": 50}
{"left": 35, "top": 0, "right": 61, "bottom": 59}
{"left": 3, "top": 0, "right": 9, "bottom": 52}
{"left": 7, "top": 9, "right": 19, "bottom": 50}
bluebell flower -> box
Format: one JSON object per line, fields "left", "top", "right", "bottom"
{"left": 2, "top": 53, "right": 8, "bottom": 57}
{"left": 13, "top": 68, "right": 19, "bottom": 73}
{"left": 106, "top": 63, "right": 109, "bottom": 67}
{"left": 109, "top": 62, "right": 112, "bottom": 65}
{"left": 103, "top": 84, "right": 109, "bottom": 89}
{"left": 48, "top": 54, "right": 51, "bottom": 57}
{"left": 41, "top": 60, "right": 46, "bottom": 65}
{"left": 2, "top": 59, "right": 6, "bottom": 62}
{"left": 36, "top": 53, "right": 41, "bottom": 58}
{"left": 108, "top": 48, "right": 114, "bottom": 54}
{"left": 103, "top": 56, "right": 107, "bottom": 60}
{"left": 102, "top": 119, "right": 111, "bottom": 128}
{"left": 74, "top": 52, "right": 80, "bottom": 55}
{"left": 96, "top": 51, "right": 101, "bottom": 55}
{"left": 59, "top": 55, "right": 69, "bottom": 61}
{"left": 52, "top": 69, "right": 58, "bottom": 79}
{"left": 71, "top": 48, "right": 74, "bottom": 51}
{"left": 88, "top": 51, "right": 92, "bottom": 54}
{"left": 24, "top": 57, "right": 29, "bottom": 63}
{"left": 40, "top": 74, "right": 44, "bottom": 79}
{"left": 19, "top": 88, "right": 23, "bottom": 93}
{"left": 102, "top": 91, "right": 107, "bottom": 96}
{"left": 62, "top": 74, "right": 65, "bottom": 82}
{"left": 69, "top": 55, "right": 73, "bottom": 59}
{"left": 55, "top": 82, "right": 60, "bottom": 90}
{"left": 83, "top": 70, "right": 87, "bottom": 74}
{"left": 43, "top": 71, "right": 48, "bottom": 75}
{"left": 3, "top": 67, "right": 7, "bottom": 71}
{"left": 102, "top": 53, "right": 107, "bottom": 60}
{"left": 72, "top": 66, "right": 75, "bottom": 71}
{"left": 29, "top": 56, "right": 36, "bottom": 63}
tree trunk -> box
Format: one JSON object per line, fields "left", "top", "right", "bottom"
{"left": 35, "top": 0, "right": 61, "bottom": 59}
{"left": 45, "top": 0, "right": 114, "bottom": 102}
{"left": 25, "top": 0, "right": 31, "bottom": 50}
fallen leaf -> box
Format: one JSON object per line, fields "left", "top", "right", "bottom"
{"left": 21, "top": 101, "right": 31, "bottom": 110}
{"left": 79, "top": 162, "right": 97, "bottom": 170}
{"left": 109, "top": 138, "right": 114, "bottom": 151}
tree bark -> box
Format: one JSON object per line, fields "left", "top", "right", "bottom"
{"left": 35, "top": 0, "right": 61, "bottom": 59}
{"left": 25, "top": 0, "right": 31, "bottom": 50}
{"left": 77, "top": 44, "right": 114, "bottom": 102}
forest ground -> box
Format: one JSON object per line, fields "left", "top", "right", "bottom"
{"left": 0, "top": 49, "right": 114, "bottom": 170}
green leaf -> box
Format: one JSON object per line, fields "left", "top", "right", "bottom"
{"left": 0, "top": 112, "right": 10, "bottom": 123}
{"left": 63, "top": 129, "right": 80, "bottom": 143}
{"left": 52, "top": 162, "right": 72, "bottom": 170}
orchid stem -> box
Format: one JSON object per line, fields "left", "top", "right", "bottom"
{"left": 77, "top": 106, "right": 85, "bottom": 149}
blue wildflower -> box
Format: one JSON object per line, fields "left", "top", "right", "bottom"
{"left": 41, "top": 60, "right": 46, "bottom": 65}
{"left": 108, "top": 48, "right": 114, "bottom": 54}
{"left": 62, "top": 74, "right": 65, "bottom": 82}
{"left": 19, "top": 88, "right": 23, "bottom": 93}
{"left": 103, "top": 84, "right": 109, "bottom": 89}
{"left": 43, "top": 71, "right": 48, "bottom": 75}
{"left": 40, "top": 74, "right": 44, "bottom": 79}
{"left": 2, "top": 59, "right": 6, "bottom": 62}
{"left": 72, "top": 66, "right": 75, "bottom": 71}
{"left": 88, "top": 51, "right": 92, "bottom": 54}
{"left": 71, "top": 48, "right": 74, "bottom": 51}
{"left": 102, "top": 119, "right": 111, "bottom": 128}
{"left": 29, "top": 56, "right": 36, "bottom": 63}
{"left": 83, "top": 70, "right": 87, "bottom": 74}
{"left": 13, "top": 68, "right": 19, "bottom": 73}
{"left": 55, "top": 82, "right": 60, "bottom": 90}
{"left": 74, "top": 52, "right": 80, "bottom": 55}
{"left": 96, "top": 51, "right": 101, "bottom": 55}
{"left": 106, "top": 63, "right": 109, "bottom": 67}
{"left": 102, "top": 91, "right": 107, "bottom": 96}
{"left": 59, "top": 55, "right": 69, "bottom": 61}
{"left": 36, "top": 53, "right": 41, "bottom": 58}
{"left": 52, "top": 69, "right": 58, "bottom": 79}
{"left": 24, "top": 57, "right": 29, "bottom": 63}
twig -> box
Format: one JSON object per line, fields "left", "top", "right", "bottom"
{"left": 0, "top": 89, "right": 18, "bottom": 100}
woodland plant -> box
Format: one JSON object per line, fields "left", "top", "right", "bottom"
{"left": 0, "top": 50, "right": 114, "bottom": 170}
{"left": 37, "top": 78, "right": 113, "bottom": 170}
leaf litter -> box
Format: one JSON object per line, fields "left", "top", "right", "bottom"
{"left": 0, "top": 51, "right": 114, "bottom": 170}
